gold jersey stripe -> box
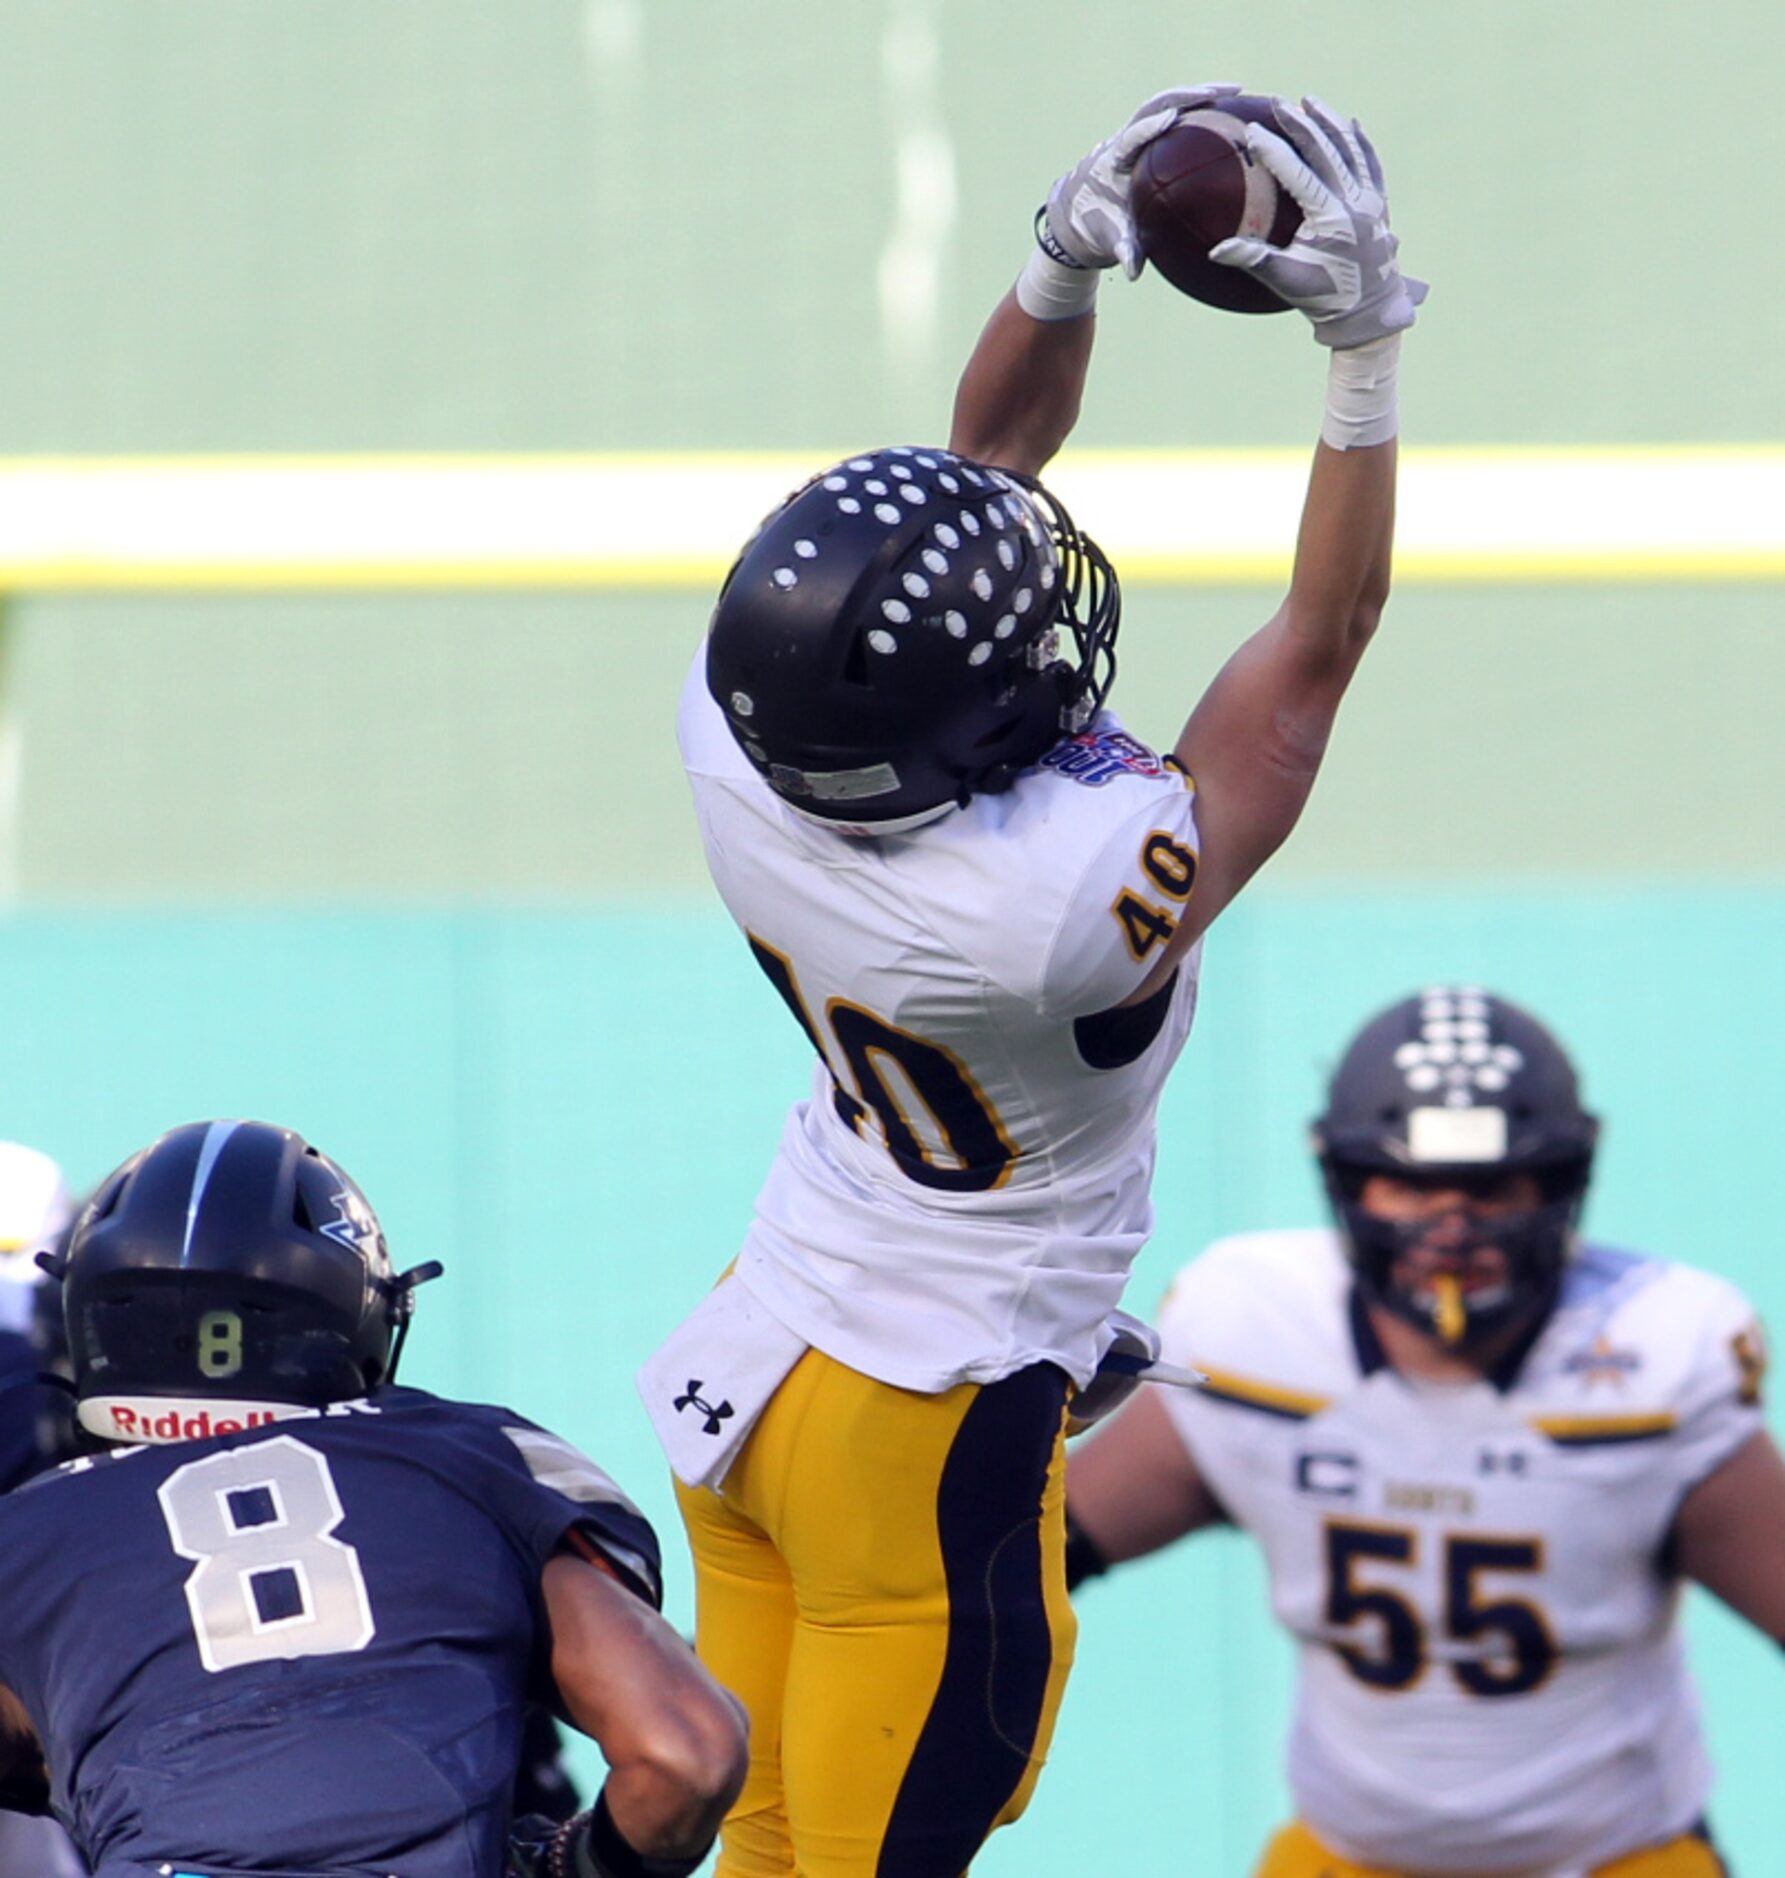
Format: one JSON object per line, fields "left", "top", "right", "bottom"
{"left": 1193, "top": 1363, "right": 1334, "bottom": 1421}
{"left": 1530, "top": 1412, "right": 1678, "bottom": 1445}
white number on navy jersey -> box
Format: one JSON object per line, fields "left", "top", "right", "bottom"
{"left": 157, "top": 1435, "right": 374, "bottom": 1671}
{"left": 1324, "top": 1519, "right": 1558, "bottom": 1697}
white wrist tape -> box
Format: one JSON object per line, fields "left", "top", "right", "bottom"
{"left": 1321, "top": 333, "right": 1401, "bottom": 450}
{"left": 1015, "top": 247, "right": 1101, "bottom": 322}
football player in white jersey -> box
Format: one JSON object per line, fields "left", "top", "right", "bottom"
{"left": 642, "top": 88, "right": 1426, "bottom": 1878}
{"left": 1068, "top": 989, "right": 1785, "bottom": 1878}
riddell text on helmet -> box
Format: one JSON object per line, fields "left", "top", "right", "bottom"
{"left": 106, "top": 1402, "right": 282, "bottom": 1440}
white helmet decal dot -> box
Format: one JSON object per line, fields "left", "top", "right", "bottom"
{"left": 1395, "top": 989, "right": 1527, "bottom": 1106}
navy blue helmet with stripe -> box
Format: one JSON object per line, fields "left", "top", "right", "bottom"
{"left": 41, "top": 1121, "right": 440, "bottom": 1432}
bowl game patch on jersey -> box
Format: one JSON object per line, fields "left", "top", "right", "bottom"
{"left": 1039, "top": 728, "right": 1173, "bottom": 787}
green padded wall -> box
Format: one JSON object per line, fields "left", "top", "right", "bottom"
{"left": 1, "top": 896, "right": 1779, "bottom": 1869}
{"left": 0, "top": 0, "right": 1780, "bottom": 1866}
{"left": 0, "top": 1, "right": 1779, "bottom": 452}
{"left": 11, "top": 584, "right": 1785, "bottom": 898}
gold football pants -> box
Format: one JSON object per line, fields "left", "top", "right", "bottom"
{"left": 674, "top": 1349, "right": 1076, "bottom": 1878}
{"left": 1255, "top": 1818, "right": 1728, "bottom": 1877}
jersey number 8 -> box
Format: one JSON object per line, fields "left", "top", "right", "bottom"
{"left": 157, "top": 1436, "right": 376, "bottom": 1672}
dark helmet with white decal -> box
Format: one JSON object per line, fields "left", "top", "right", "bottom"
{"left": 1311, "top": 989, "right": 1599, "bottom": 1347}
{"left": 39, "top": 1120, "right": 440, "bottom": 1440}
{"left": 705, "top": 446, "right": 1120, "bottom": 830}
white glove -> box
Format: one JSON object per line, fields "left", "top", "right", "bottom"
{"left": 1211, "top": 96, "right": 1427, "bottom": 347}
{"left": 1040, "top": 83, "right": 1243, "bottom": 280}
{"left": 1066, "top": 1310, "right": 1165, "bottom": 1435}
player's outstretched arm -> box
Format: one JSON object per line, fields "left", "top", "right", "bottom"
{"left": 540, "top": 1554, "right": 747, "bottom": 1871}
{"left": 1140, "top": 100, "right": 1423, "bottom": 973}
{"left": 949, "top": 291, "right": 1094, "bottom": 479}
{"left": 951, "top": 85, "right": 1239, "bottom": 477}
{"left": 1065, "top": 1387, "right": 1225, "bottom": 1579}
{"left": 1671, "top": 1430, "right": 1785, "bottom": 1645}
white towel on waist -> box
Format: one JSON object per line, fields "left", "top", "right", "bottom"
{"left": 637, "top": 1273, "right": 809, "bottom": 1490}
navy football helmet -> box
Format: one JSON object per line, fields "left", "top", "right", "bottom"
{"left": 1312, "top": 989, "right": 1599, "bottom": 1347}
{"left": 41, "top": 1121, "right": 440, "bottom": 1435}
{"left": 706, "top": 446, "right": 1120, "bottom": 828}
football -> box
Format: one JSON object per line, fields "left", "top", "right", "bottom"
{"left": 1129, "top": 94, "right": 1302, "bottom": 315}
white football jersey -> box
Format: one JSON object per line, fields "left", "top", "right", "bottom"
{"left": 1157, "top": 1230, "right": 1766, "bottom": 1876}
{"left": 679, "top": 655, "right": 1203, "bottom": 1391}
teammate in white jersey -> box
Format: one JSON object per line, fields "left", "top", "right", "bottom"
{"left": 1068, "top": 989, "right": 1785, "bottom": 1878}
{"left": 643, "top": 89, "right": 1426, "bottom": 1878}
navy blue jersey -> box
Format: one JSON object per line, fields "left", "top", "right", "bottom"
{"left": 0, "top": 1386, "right": 661, "bottom": 1878}
{"left": 0, "top": 1328, "right": 38, "bottom": 1492}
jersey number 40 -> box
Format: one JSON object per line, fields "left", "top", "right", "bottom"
{"left": 749, "top": 936, "right": 1018, "bottom": 1194}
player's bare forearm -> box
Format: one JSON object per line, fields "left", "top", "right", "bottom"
{"left": 1150, "top": 432, "right": 1391, "bottom": 960}
{"left": 544, "top": 1555, "right": 748, "bottom": 1856}
{"left": 1066, "top": 1387, "right": 1224, "bottom": 1563}
{"left": 1283, "top": 434, "right": 1396, "bottom": 645}
{"left": 949, "top": 290, "right": 1094, "bottom": 477}
{"left": 1673, "top": 1430, "right": 1785, "bottom": 1643}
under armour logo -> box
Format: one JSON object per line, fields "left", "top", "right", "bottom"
{"left": 674, "top": 1380, "right": 735, "bottom": 1437}
{"left": 1478, "top": 1445, "right": 1529, "bottom": 1476}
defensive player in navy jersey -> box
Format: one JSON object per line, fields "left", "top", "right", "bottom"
{"left": 0, "top": 1120, "right": 746, "bottom": 1878}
